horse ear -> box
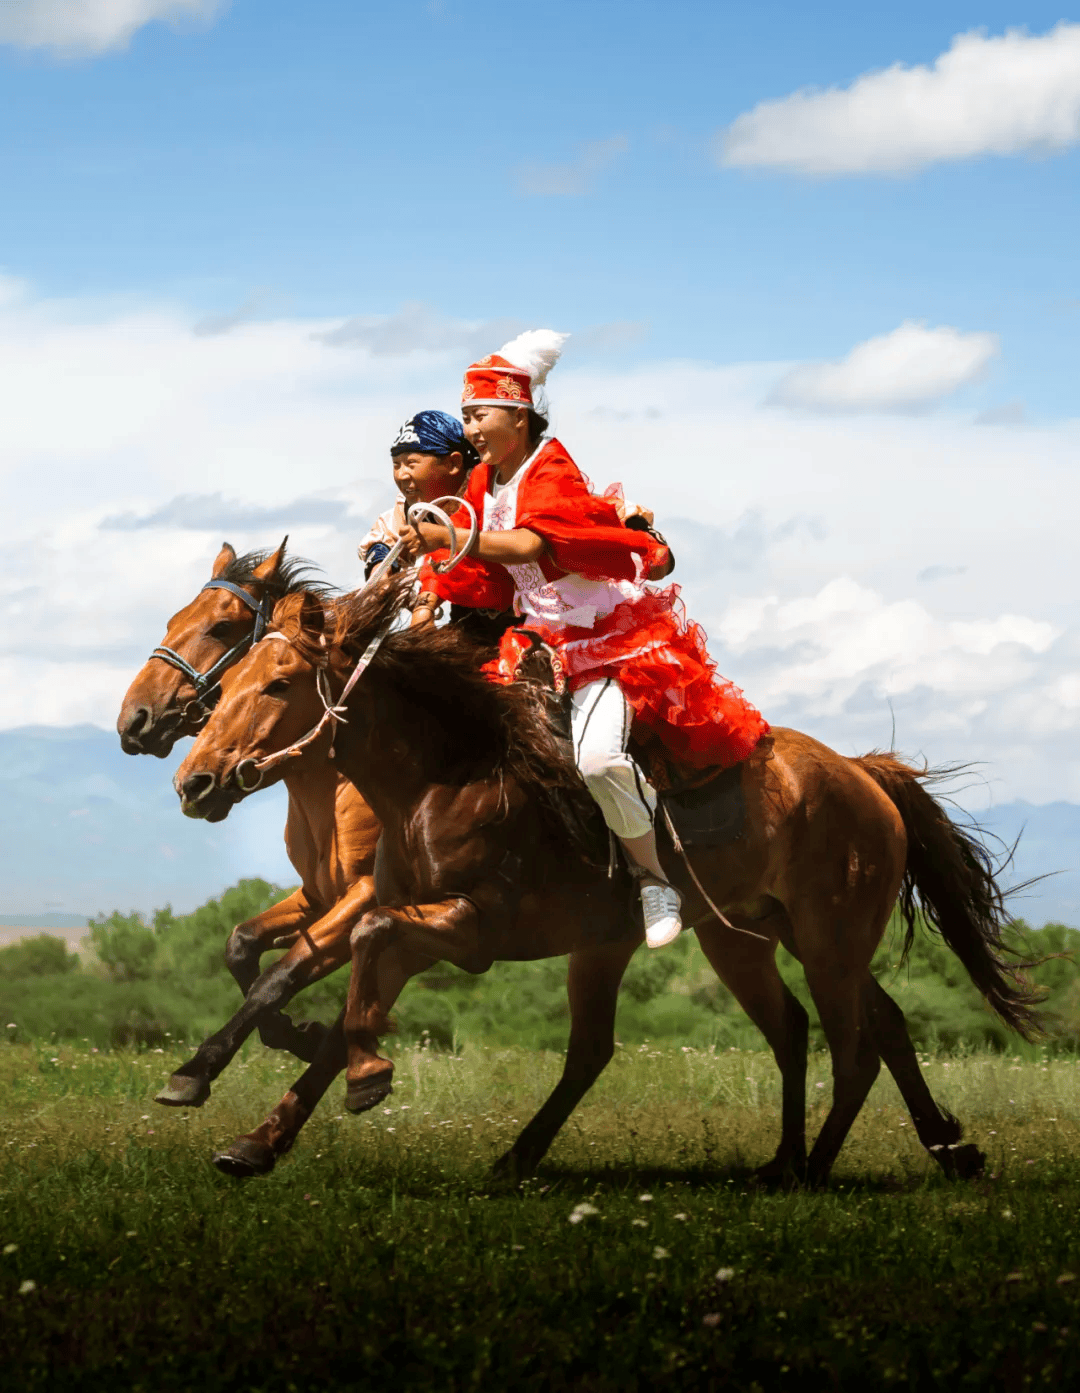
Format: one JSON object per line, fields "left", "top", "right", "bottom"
{"left": 271, "top": 590, "right": 326, "bottom": 642}
{"left": 252, "top": 536, "right": 288, "bottom": 584}
{"left": 298, "top": 590, "right": 327, "bottom": 636}
{"left": 211, "top": 542, "right": 236, "bottom": 578}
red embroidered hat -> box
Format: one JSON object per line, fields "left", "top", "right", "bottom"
{"left": 462, "top": 330, "right": 568, "bottom": 408}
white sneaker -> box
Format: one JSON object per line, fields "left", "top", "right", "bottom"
{"left": 641, "top": 881, "right": 682, "bottom": 949}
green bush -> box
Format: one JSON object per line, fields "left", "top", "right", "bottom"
{"left": 3, "top": 882, "right": 1078, "bottom": 1054}
{"left": 0, "top": 934, "right": 78, "bottom": 979}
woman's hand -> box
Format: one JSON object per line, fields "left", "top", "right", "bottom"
{"left": 400, "top": 520, "right": 451, "bottom": 556}
{"left": 616, "top": 498, "right": 655, "bottom": 528}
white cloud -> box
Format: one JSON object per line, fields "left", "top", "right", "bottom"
{"left": 716, "top": 578, "right": 1058, "bottom": 712}
{"left": 0, "top": 0, "right": 225, "bottom": 57}
{"left": 516, "top": 135, "right": 629, "bottom": 197}
{"left": 1, "top": 283, "right": 1080, "bottom": 807}
{"left": 315, "top": 303, "right": 524, "bottom": 356}
{"left": 719, "top": 23, "right": 1080, "bottom": 175}
{"left": 770, "top": 321, "right": 998, "bottom": 413}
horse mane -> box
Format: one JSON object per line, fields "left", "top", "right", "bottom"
{"left": 220, "top": 548, "right": 335, "bottom": 604}
{"left": 328, "top": 575, "right": 605, "bottom": 859}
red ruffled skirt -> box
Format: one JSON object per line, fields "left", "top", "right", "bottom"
{"left": 486, "top": 585, "right": 769, "bottom": 771}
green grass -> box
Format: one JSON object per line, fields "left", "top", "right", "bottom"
{"left": 4, "top": 1041, "right": 1080, "bottom": 1390}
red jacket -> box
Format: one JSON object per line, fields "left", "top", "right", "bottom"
{"left": 420, "top": 439, "right": 667, "bottom": 609}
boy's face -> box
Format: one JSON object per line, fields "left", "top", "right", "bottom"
{"left": 392, "top": 450, "right": 464, "bottom": 507}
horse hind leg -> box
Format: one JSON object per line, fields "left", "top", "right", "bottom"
{"left": 865, "top": 976, "right": 984, "bottom": 1180}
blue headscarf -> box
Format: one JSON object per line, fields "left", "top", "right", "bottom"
{"left": 391, "top": 409, "right": 475, "bottom": 461}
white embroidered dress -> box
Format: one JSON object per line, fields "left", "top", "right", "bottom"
{"left": 485, "top": 450, "right": 644, "bottom": 633}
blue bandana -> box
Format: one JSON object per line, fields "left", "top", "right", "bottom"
{"left": 391, "top": 409, "right": 470, "bottom": 458}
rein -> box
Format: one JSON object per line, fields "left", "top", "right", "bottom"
{"left": 232, "top": 498, "right": 478, "bottom": 793}
{"left": 151, "top": 579, "right": 274, "bottom": 724}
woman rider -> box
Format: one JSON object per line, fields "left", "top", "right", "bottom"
{"left": 404, "top": 331, "right": 769, "bottom": 949}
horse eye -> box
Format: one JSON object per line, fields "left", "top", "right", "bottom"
{"left": 208, "top": 620, "right": 235, "bottom": 639}
{"left": 264, "top": 678, "right": 290, "bottom": 696}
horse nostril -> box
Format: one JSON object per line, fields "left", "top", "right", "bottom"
{"left": 127, "top": 707, "right": 151, "bottom": 738}
{"left": 180, "top": 771, "right": 216, "bottom": 805}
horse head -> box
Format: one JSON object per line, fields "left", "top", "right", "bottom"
{"left": 116, "top": 538, "right": 296, "bottom": 758}
{"left": 173, "top": 589, "right": 335, "bottom": 820}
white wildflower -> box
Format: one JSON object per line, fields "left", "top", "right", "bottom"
{"left": 568, "top": 1202, "right": 600, "bottom": 1225}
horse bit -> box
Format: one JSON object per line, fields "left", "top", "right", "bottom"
{"left": 150, "top": 579, "right": 275, "bottom": 727}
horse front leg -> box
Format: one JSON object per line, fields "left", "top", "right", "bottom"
{"left": 156, "top": 880, "right": 373, "bottom": 1107}
{"left": 493, "top": 935, "right": 640, "bottom": 1183}
{"left": 213, "top": 942, "right": 432, "bottom": 1178}
{"left": 224, "top": 888, "right": 319, "bottom": 995}
{"left": 695, "top": 912, "right": 809, "bottom": 1185}
{"left": 344, "top": 898, "right": 486, "bottom": 1113}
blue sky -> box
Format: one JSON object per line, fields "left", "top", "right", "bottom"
{"left": 1, "top": 1, "right": 1077, "bottom": 413}
{"left": 1, "top": 1, "right": 1079, "bottom": 912}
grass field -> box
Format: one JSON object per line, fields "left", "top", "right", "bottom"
{"left": 4, "top": 1039, "right": 1080, "bottom": 1391}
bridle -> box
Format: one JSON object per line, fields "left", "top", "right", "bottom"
{"left": 230, "top": 498, "right": 476, "bottom": 792}
{"left": 150, "top": 579, "right": 275, "bottom": 727}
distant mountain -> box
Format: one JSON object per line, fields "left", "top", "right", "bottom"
{"left": 0, "top": 726, "right": 1076, "bottom": 927}
{"left": 0, "top": 725, "right": 293, "bottom": 919}
{"left": 0, "top": 912, "right": 88, "bottom": 928}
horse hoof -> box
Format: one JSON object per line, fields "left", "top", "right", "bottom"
{"left": 752, "top": 1157, "right": 806, "bottom": 1190}
{"left": 212, "top": 1138, "right": 277, "bottom": 1179}
{"left": 491, "top": 1150, "right": 532, "bottom": 1185}
{"left": 935, "top": 1142, "right": 986, "bottom": 1181}
{"left": 344, "top": 1072, "right": 394, "bottom": 1114}
{"left": 155, "top": 1073, "right": 211, "bottom": 1108}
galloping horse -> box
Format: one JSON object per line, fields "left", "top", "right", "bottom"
{"left": 116, "top": 542, "right": 406, "bottom": 1098}
{"left": 174, "top": 576, "right": 1037, "bottom": 1186}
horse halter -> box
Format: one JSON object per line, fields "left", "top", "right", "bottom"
{"left": 150, "top": 579, "right": 274, "bottom": 725}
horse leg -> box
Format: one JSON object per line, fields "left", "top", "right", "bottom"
{"left": 212, "top": 1011, "right": 347, "bottom": 1179}
{"left": 865, "top": 976, "right": 985, "bottom": 1180}
{"left": 212, "top": 943, "right": 432, "bottom": 1178}
{"left": 156, "top": 879, "right": 374, "bottom": 1107}
{"left": 493, "top": 936, "right": 640, "bottom": 1182}
{"left": 224, "top": 888, "right": 334, "bottom": 1058}
{"left": 224, "top": 888, "right": 318, "bottom": 995}
{"left": 695, "top": 912, "right": 810, "bottom": 1184}
{"left": 343, "top": 899, "right": 485, "bottom": 1113}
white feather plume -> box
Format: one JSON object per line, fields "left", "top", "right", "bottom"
{"left": 496, "top": 329, "right": 568, "bottom": 386}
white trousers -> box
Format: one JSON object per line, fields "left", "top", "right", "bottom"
{"left": 570, "top": 678, "right": 657, "bottom": 840}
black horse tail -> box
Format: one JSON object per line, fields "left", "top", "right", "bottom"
{"left": 853, "top": 752, "right": 1043, "bottom": 1040}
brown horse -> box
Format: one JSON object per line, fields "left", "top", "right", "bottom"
{"left": 174, "top": 576, "right": 1037, "bottom": 1187}
{"left": 116, "top": 542, "right": 398, "bottom": 1095}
